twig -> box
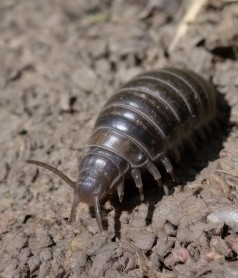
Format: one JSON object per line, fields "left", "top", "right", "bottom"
{"left": 168, "top": 0, "right": 208, "bottom": 54}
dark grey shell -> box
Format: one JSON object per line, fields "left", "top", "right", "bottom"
{"left": 89, "top": 68, "right": 216, "bottom": 167}
{"left": 27, "top": 68, "right": 217, "bottom": 232}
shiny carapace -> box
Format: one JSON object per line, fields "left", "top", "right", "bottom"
{"left": 28, "top": 68, "right": 217, "bottom": 231}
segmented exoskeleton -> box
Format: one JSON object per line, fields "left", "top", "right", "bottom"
{"left": 28, "top": 68, "right": 217, "bottom": 231}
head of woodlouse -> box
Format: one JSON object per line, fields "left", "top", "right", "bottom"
{"left": 27, "top": 153, "right": 124, "bottom": 231}
{"left": 75, "top": 154, "right": 120, "bottom": 204}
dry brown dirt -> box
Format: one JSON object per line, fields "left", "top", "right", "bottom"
{"left": 1, "top": 0, "right": 238, "bottom": 277}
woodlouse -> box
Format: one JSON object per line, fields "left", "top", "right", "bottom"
{"left": 27, "top": 68, "right": 217, "bottom": 231}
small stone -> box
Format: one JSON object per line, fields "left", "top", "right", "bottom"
{"left": 210, "top": 236, "right": 232, "bottom": 258}
{"left": 164, "top": 247, "right": 190, "bottom": 266}
{"left": 28, "top": 229, "right": 54, "bottom": 254}
{"left": 28, "top": 255, "right": 40, "bottom": 273}
{"left": 5, "top": 232, "right": 28, "bottom": 254}
{"left": 51, "top": 259, "right": 65, "bottom": 277}
{"left": 225, "top": 234, "right": 238, "bottom": 253}
{"left": 71, "top": 65, "right": 97, "bottom": 92}
{"left": 19, "top": 248, "right": 31, "bottom": 263}
{"left": 1, "top": 258, "right": 18, "bottom": 278}
{"left": 40, "top": 248, "right": 52, "bottom": 262}
{"left": 71, "top": 251, "right": 87, "bottom": 275}
{"left": 126, "top": 228, "right": 155, "bottom": 250}
{"left": 38, "top": 261, "right": 51, "bottom": 278}
{"left": 207, "top": 205, "right": 238, "bottom": 231}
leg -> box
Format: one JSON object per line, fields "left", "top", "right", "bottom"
{"left": 131, "top": 168, "right": 144, "bottom": 202}
{"left": 146, "top": 160, "right": 162, "bottom": 187}
{"left": 68, "top": 192, "right": 80, "bottom": 224}
{"left": 146, "top": 160, "right": 169, "bottom": 195}
{"left": 117, "top": 176, "right": 124, "bottom": 203}
{"left": 93, "top": 194, "right": 103, "bottom": 232}
{"left": 160, "top": 156, "right": 177, "bottom": 182}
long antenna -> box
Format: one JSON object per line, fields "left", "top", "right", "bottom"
{"left": 27, "top": 160, "right": 76, "bottom": 189}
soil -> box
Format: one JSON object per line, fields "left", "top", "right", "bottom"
{"left": 1, "top": 0, "right": 238, "bottom": 277}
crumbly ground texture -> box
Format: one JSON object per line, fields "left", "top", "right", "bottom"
{"left": 1, "top": 0, "right": 238, "bottom": 277}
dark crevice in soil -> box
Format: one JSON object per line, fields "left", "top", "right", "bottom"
{"left": 19, "top": 129, "right": 28, "bottom": 135}
{"left": 23, "top": 214, "right": 32, "bottom": 224}
{"left": 5, "top": 64, "right": 35, "bottom": 85}
{"left": 221, "top": 224, "right": 231, "bottom": 239}
{"left": 210, "top": 46, "right": 238, "bottom": 61}
{"left": 145, "top": 202, "right": 156, "bottom": 226}
{"left": 196, "top": 39, "right": 206, "bottom": 47}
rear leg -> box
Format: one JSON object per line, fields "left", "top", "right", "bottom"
{"left": 160, "top": 155, "right": 177, "bottom": 182}
{"left": 146, "top": 160, "right": 169, "bottom": 195}
{"left": 117, "top": 176, "right": 125, "bottom": 203}
{"left": 131, "top": 168, "right": 144, "bottom": 202}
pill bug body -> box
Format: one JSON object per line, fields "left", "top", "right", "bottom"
{"left": 28, "top": 68, "right": 217, "bottom": 231}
